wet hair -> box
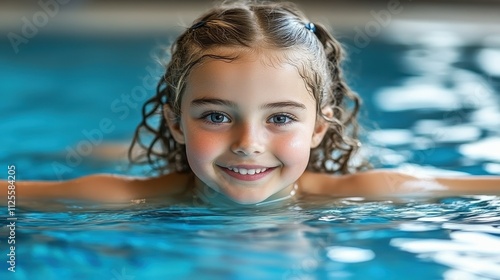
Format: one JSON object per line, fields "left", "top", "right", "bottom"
{"left": 129, "top": 0, "right": 365, "bottom": 175}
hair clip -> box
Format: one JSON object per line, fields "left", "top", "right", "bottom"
{"left": 305, "top": 22, "right": 316, "bottom": 33}
{"left": 190, "top": 21, "right": 206, "bottom": 30}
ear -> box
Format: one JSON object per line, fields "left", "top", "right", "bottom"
{"left": 310, "top": 107, "right": 333, "bottom": 148}
{"left": 163, "top": 105, "right": 185, "bottom": 144}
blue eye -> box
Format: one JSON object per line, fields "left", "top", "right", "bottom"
{"left": 204, "top": 112, "right": 230, "bottom": 124}
{"left": 268, "top": 114, "right": 295, "bottom": 125}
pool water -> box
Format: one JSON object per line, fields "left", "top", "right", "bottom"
{"left": 3, "top": 195, "right": 500, "bottom": 279}
{"left": 1, "top": 27, "right": 500, "bottom": 279}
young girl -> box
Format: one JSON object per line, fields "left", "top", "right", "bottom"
{"left": 8, "top": 1, "right": 500, "bottom": 206}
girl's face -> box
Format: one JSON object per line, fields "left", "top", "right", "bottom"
{"left": 167, "top": 51, "right": 329, "bottom": 204}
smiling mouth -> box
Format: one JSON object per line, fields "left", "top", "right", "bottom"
{"left": 226, "top": 167, "right": 267, "bottom": 175}
{"left": 219, "top": 165, "right": 276, "bottom": 181}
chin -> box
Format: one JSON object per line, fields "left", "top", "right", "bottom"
{"left": 225, "top": 192, "right": 269, "bottom": 205}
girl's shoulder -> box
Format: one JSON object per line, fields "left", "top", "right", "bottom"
{"left": 298, "top": 169, "right": 402, "bottom": 197}
{"left": 83, "top": 172, "right": 194, "bottom": 202}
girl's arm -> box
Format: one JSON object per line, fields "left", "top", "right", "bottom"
{"left": 433, "top": 176, "right": 500, "bottom": 194}
{"left": 300, "top": 170, "right": 500, "bottom": 197}
{"left": 1, "top": 173, "right": 190, "bottom": 203}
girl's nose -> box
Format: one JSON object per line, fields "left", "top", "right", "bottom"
{"left": 231, "top": 124, "right": 265, "bottom": 156}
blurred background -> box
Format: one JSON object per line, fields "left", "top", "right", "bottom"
{"left": 1, "top": 0, "right": 500, "bottom": 180}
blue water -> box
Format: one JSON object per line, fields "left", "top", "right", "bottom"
{"left": 1, "top": 28, "right": 500, "bottom": 279}
{"left": 3, "top": 196, "right": 500, "bottom": 279}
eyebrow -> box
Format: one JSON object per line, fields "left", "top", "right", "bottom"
{"left": 191, "top": 98, "right": 237, "bottom": 108}
{"left": 191, "top": 98, "right": 306, "bottom": 110}
{"left": 261, "top": 101, "right": 306, "bottom": 110}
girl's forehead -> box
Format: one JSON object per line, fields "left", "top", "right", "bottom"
{"left": 187, "top": 53, "right": 306, "bottom": 91}
{"left": 183, "top": 50, "right": 316, "bottom": 105}
{"left": 187, "top": 48, "right": 308, "bottom": 85}
{"left": 195, "top": 46, "right": 308, "bottom": 71}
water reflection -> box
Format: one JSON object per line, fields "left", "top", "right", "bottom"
{"left": 366, "top": 29, "right": 500, "bottom": 175}
{"left": 391, "top": 232, "right": 500, "bottom": 279}
{"left": 477, "top": 48, "right": 500, "bottom": 77}
{"left": 326, "top": 246, "right": 375, "bottom": 263}
{"left": 9, "top": 194, "right": 500, "bottom": 279}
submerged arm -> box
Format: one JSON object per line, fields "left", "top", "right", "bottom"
{"left": 300, "top": 170, "right": 500, "bottom": 197}
{"left": 1, "top": 175, "right": 142, "bottom": 203}
{"left": 1, "top": 173, "right": 190, "bottom": 203}
{"left": 433, "top": 175, "right": 500, "bottom": 194}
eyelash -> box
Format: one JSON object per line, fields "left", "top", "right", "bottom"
{"left": 267, "top": 113, "right": 297, "bottom": 126}
{"left": 199, "top": 111, "right": 298, "bottom": 126}
{"left": 200, "top": 111, "right": 230, "bottom": 125}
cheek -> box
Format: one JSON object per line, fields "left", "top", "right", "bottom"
{"left": 184, "top": 129, "right": 224, "bottom": 166}
{"left": 272, "top": 132, "right": 312, "bottom": 167}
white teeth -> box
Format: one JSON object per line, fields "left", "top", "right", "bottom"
{"left": 227, "top": 167, "right": 268, "bottom": 175}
